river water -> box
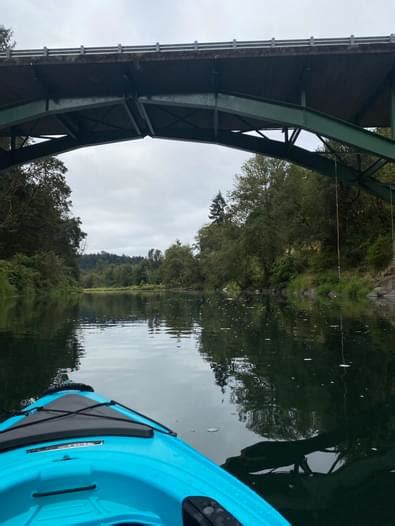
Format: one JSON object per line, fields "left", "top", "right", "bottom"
{"left": 0, "top": 292, "right": 394, "bottom": 525}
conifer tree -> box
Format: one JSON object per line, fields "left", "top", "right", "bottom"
{"left": 209, "top": 191, "right": 227, "bottom": 224}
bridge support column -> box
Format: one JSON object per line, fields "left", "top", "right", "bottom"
{"left": 391, "top": 75, "right": 395, "bottom": 140}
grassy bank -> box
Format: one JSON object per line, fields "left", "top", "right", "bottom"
{"left": 287, "top": 271, "right": 374, "bottom": 300}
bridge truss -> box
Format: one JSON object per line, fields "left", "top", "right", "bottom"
{"left": 0, "top": 35, "right": 394, "bottom": 202}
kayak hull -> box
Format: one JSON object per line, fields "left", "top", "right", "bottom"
{"left": 0, "top": 386, "right": 289, "bottom": 526}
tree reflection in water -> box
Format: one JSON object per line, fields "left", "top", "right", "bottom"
{"left": 0, "top": 297, "right": 82, "bottom": 413}
{"left": 0, "top": 292, "right": 393, "bottom": 525}
{"left": 197, "top": 295, "right": 394, "bottom": 525}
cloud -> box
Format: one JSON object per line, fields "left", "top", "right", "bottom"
{"left": 3, "top": 0, "right": 394, "bottom": 254}
{"left": 60, "top": 139, "right": 248, "bottom": 254}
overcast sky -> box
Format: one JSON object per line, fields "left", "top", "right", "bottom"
{"left": 3, "top": 0, "right": 395, "bottom": 255}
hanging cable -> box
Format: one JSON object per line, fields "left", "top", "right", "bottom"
{"left": 335, "top": 159, "right": 341, "bottom": 282}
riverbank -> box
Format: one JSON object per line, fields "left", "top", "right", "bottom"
{"left": 286, "top": 271, "right": 373, "bottom": 300}
{"left": 82, "top": 284, "right": 166, "bottom": 294}
{"left": 286, "top": 268, "right": 395, "bottom": 303}
{"left": 0, "top": 256, "right": 80, "bottom": 301}
{"left": 81, "top": 268, "right": 395, "bottom": 302}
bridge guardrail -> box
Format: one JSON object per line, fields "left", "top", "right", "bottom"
{"left": 1, "top": 35, "right": 395, "bottom": 59}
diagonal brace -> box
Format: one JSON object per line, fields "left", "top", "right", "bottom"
{"left": 140, "top": 93, "right": 395, "bottom": 161}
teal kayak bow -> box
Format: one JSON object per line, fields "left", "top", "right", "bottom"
{"left": 0, "top": 383, "right": 289, "bottom": 525}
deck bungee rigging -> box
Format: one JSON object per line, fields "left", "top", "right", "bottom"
{"left": 0, "top": 383, "right": 289, "bottom": 525}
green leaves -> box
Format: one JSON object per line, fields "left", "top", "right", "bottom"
{"left": 0, "top": 150, "right": 86, "bottom": 293}
{"left": 161, "top": 242, "right": 199, "bottom": 288}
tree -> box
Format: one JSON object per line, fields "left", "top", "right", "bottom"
{"left": 145, "top": 248, "right": 163, "bottom": 283}
{"left": 0, "top": 156, "right": 85, "bottom": 275}
{"left": 0, "top": 26, "right": 14, "bottom": 51}
{"left": 209, "top": 191, "right": 227, "bottom": 224}
{"left": 161, "top": 241, "right": 200, "bottom": 288}
{"left": 196, "top": 223, "right": 242, "bottom": 289}
{"left": 229, "top": 157, "right": 289, "bottom": 223}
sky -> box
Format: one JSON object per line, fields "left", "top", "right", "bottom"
{"left": 2, "top": 0, "right": 395, "bottom": 256}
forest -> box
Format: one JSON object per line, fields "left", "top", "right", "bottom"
{"left": 80, "top": 151, "right": 393, "bottom": 296}
{"left": 0, "top": 28, "right": 86, "bottom": 297}
{"left": 1, "top": 26, "right": 393, "bottom": 299}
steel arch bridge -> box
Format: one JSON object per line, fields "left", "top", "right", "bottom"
{"left": 0, "top": 35, "right": 394, "bottom": 202}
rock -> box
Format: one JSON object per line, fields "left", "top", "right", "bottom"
{"left": 302, "top": 288, "right": 317, "bottom": 298}
{"left": 369, "top": 273, "right": 395, "bottom": 302}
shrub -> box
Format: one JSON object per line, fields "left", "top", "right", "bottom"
{"left": 0, "top": 260, "right": 16, "bottom": 298}
{"left": 270, "top": 254, "right": 298, "bottom": 286}
{"left": 367, "top": 235, "right": 393, "bottom": 270}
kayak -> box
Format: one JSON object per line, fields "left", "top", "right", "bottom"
{"left": 0, "top": 383, "right": 289, "bottom": 525}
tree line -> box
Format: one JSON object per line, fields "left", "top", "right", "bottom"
{"left": 1, "top": 25, "right": 393, "bottom": 297}
{"left": 0, "top": 28, "right": 86, "bottom": 297}
{"left": 81, "top": 144, "right": 394, "bottom": 294}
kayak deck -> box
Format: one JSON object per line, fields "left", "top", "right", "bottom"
{"left": 0, "top": 386, "right": 289, "bottom": 526}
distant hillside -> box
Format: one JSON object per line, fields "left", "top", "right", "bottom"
{"left": 79, "top": 251, "right": 144, "bottom": 271}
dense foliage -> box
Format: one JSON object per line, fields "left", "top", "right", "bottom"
{"left": 82, "top": 148, "right": 393, "bottom": 293}
{"left": 0, "top": 155, "right": 86, "bottom": 297}
{"left": 80, "top": 249, "right": 162, "bottom": 288}
{"left": 2, "top": 26, "right": 393, "bottom": 296}
{"left": 0, "top": 27, "right": 86, "bottom": 298}
{"left": 80, "top": 252, "right": 144, "bottom": 271}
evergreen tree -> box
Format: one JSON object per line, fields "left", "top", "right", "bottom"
{"left": 209, "top": 191, "right": 227, "bottom": 224}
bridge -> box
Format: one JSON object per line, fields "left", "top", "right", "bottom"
{"left": 0, "top": 35, "right": 394, "bottom": 202}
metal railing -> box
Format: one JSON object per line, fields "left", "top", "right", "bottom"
{"left": 1, "top": 34, "right": 395, "bottom": 59}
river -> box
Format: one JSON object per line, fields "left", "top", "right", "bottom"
{"left": 0, "top": 291, "right": 393, "bottom": 525}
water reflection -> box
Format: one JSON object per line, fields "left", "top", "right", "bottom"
{"left": 0, "top": 297, "right": 82, "bottom": 411}
{"left": 80, "top": 292, "right": 202, "bottom": 337}
{"left": 198, "top": 296, "right": 393, "bottom": 439}
{"left": 223, "top": 397, "right": 394, "bottom": 525}
{"left": 0, "top": 292, "right": 393, "bottom": 525}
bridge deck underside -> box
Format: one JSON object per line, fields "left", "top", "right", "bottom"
{"left": 1, "top": 42, "right": 395, "bottom": 130}
{"left": 0, "top": 40, "right": 394, "bottom": 202}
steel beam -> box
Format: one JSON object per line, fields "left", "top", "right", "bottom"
{"left": 0, "top": 126, "right": 393, "bottom": 203}
{"left": 289, "top": 128, "right": 301, "bottom": 145}
{"left": 56, "top": 114, "right": 79, "bottom": 140}
{"left": 123, "top": 101, "right": 142, "bottom": 135}
{"left": 155, "top": 107, "right": 200, "bottom": 130}
{"left": 155, "top": 128, "right": 394, "bottom": 201}
{"left": 362, "top": 158, "right": 388, "bottom": 178}
{"left": 136, "top": 101, "right": 155, "bottom": 135}
{"left": 0, "top": 129, "right": 142, "bottom": 170}
{"left": 140, "top": 93, "right": 395, "bottom": 160}
{"left": 0, "top": 96, "right": 124, "bottom": 131}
